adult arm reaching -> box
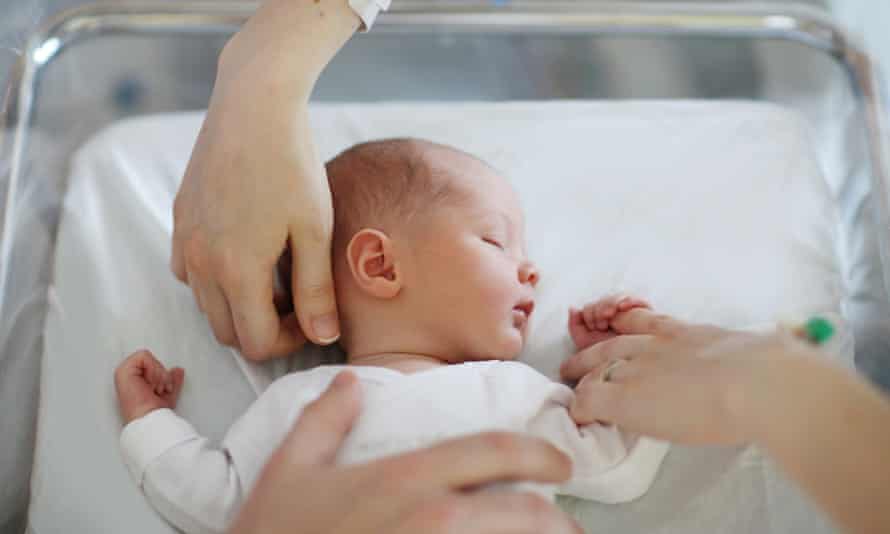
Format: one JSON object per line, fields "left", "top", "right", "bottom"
{"left": 172, "top": 0, "right": 378, "bottom": 360}
{"left": 561, "top": 308, "right": 890, "bottom": 534}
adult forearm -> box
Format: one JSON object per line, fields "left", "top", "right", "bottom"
{"left": 743, "top": 351, "right": 890, "bottom": 534}
{"left": 218, "top": 0, "right": 361, "bottom": 101}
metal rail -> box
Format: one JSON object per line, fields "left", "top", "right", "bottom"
{"left": 1, "top": 1, "right": 888, "bottom": 310}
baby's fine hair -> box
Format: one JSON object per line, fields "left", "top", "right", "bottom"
{"left": 325, "top": 138, "right": 483, "bottom": 249}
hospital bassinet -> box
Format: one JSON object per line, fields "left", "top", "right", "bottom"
{"left": 1, "top": 2, "right": 889, "bottom": 533}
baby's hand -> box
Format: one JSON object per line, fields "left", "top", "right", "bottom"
{"left": 114, "top": 350, "right": 185, "bottom": 424}
{"left": 568, "top": 295, "right": 651, "bottom": 351}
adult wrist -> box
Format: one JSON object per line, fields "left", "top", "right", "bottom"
{"left": 216, "top": 0, "right": 361, "bottom": 102}
{"left": 723, "top": 338, "right": 801, "bottom": 444}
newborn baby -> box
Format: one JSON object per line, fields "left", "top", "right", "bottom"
{"left": 115, "top": 139, "right": 669, "bottom": 534}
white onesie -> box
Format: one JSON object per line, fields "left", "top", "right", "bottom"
{"left": 120, "top": 361, "right": 670, "bottom": 534}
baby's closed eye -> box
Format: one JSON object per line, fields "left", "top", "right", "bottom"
{"left": 482, "top": 237, "right": 505, "bottom": 250}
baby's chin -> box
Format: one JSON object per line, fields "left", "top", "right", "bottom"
{"left": 485, "top": 328, "right": 525, "bottom": 361}
{"left": 457, "top": 323, "right": 526, "bottom": 362}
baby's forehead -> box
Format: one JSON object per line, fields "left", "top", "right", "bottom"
{"left": 441, "top": 167, "right": 525, "bottom": 226}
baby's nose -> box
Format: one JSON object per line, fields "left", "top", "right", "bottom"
{"left": 519, "top": 261, "right": 540, "bottom": 287}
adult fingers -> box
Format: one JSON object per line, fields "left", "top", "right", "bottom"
{"left": 170, "top": 197, "right": 190, "bottom": 283}
{"left": 609, "top": 308, "right": 689, "bottom": 337}
{"left": 195, "top": 278, "right": 238, "bottom": 347}
{"left": 376, "top": 432, "right": 572, "bottom": 493}
{"left": 570, "top": 380, "right": 629, "bottom": 427}
{"left": 263, "top": 313, "right": 307, "bottom": 358}
{"left": 281, "top": 371, "right": 362, "bottom": 467}
{"left": 560, "top": 335, "right": 653, "bottom": 381}
{"left": 170, "top": 234, "right": 187, "bottom": 283}
{"left": 570, "top": 355, "right": 669, "bottom": 430}
{"left": 290, "top": 229, "right": 340, "bottom": 345}
{"left": 226, "top": 263, "right": 292, "bottom": 361}
{"left": 186, "top": 271, "right": 204, "bottom": 313}
{"left": 394, "top": 492, "right": 583, "bottom": 534}
{"left": 576, "top": 353, "right": 643, "bottom": 388}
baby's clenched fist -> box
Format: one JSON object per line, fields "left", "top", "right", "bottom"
{"left": 114, "top": 350, "right": 185, "bottom": 424}
{"left": 568, "top": 294, "right": 651, "bottom": 351}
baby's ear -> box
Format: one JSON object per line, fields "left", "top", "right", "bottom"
{"left": 346, "top": 229, "right": 401, "bottom": 299}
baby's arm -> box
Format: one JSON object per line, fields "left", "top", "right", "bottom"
{"left": 568, "top": 294, "right": 650, "bottom": 351}
{"left": 114, "top": 351, "right": 287, "bottom": 534}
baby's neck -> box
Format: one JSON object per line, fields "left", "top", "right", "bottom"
{"left": 348, "top": 352, "right": 448, "bottom": 374}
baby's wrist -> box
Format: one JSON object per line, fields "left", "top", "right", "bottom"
{"left": 121, "top": 402, "right": 163, "bottom": 425}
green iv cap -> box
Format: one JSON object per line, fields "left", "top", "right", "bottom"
{"left": 804, "top": 317, "right": 835, "bottom": 345}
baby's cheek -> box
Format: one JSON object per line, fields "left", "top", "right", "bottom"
{"left": 478, "top": 265, "right": 517, "bottom": 304}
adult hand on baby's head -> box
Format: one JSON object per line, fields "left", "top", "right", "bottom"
{"left": 170, "top": 99, "right": 337, "bottom": 360}
{"left": 568, "top": 294, "right": 650, "bottom": 350}
{"left": 230, "top": 371, "right": 582, "bottom": 534}
{"left": 114, "top": 350, "right": 185, "bottom": 424}
{"left": 561, "top": 308, "right": 788, "bottom": 445}
{"left": 170, "top": 0, "right": 358, "bottom": 361}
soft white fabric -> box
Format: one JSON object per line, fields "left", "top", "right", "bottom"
{"left": 120, "top": 361, "right": 669, "bottom": 533}
{"left": 348, "top": 0, "right": 390, "bottom": 30}
{"left": 31, "top": 101, "right": 848, "bottom": 534}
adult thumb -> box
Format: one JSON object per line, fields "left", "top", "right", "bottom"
{"left": 290, "top": 231, "right": 340, "bottom": 345}
{"left": 280, "top": 371, "right": 362, "bottom": 467}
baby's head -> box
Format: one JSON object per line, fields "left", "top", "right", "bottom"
{"left": 323, "top": 138, "right": 538, "bottom": 364}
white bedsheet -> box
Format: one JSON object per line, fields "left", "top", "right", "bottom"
{"left": 30, "top": 101, "right": 847, "bottom": 534}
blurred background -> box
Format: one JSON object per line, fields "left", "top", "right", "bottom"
{"left": 5, "top": 0, "right": 885, "bottom": 117}
{"left": 2, "top": 0, "right": 889, "bottom": 389}
{"left": 2, "top": 0, "right": 889, "bottom": 385}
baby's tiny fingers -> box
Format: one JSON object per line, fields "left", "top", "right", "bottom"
{"left": 594, "top": 303, "right": 613, "bottom": 330}
{"left": 582, "top": 305, "right": 598, "bottom": 331}
{"left": 597, "top": 303, "right": 618, "bottom": 318}
{"left": 150, "top": 365, "right": 168, "bottom": 395}
{"left": 568, "top": 307, "right": 581, "bottom": 323}
{"left": 146, "top": 361, "right": 161, "bottom": 387}
{"left": 170, "top": 368, "right": 185, "bottom": 397}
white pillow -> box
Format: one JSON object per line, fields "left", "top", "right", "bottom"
{"left": 30, "top": 101, "right": 845, "bottom": 534}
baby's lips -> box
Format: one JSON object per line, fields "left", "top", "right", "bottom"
{"left": 514, "top": 299, "right": 535, "bottom": 318}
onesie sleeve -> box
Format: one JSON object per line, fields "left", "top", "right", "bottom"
{"left": 119, "top": 373, "right": 326, "bottom": 534}
{"left": 525, "top": 384, "right": 670, "bottom": 503}
{"left": 120, "top": 408, "right": 245, "bottom": 534}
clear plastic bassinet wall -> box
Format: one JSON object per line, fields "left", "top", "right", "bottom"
{"left": 2, "top": 2, "right": 890, "bottom": 533}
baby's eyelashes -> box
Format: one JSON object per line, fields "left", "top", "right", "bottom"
{"left": 482, "top": 237, "right": 505, "bottom": 250}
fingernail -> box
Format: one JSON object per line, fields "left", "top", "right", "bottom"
{"left": 312, "top": 314, "right": 340, "bottom": 344}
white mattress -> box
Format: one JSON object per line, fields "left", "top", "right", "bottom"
{"left": 30, "top": 101, "right": 847, "bottom": 534}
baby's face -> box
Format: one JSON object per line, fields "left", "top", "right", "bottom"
{"left": 403, "top": 157, "right": 538, "bottom": 361}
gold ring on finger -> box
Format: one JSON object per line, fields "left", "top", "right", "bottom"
{"left": 601, "top": 359, "right": 627, "bottom": 383}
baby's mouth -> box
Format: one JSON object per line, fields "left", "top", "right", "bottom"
{"left": 512, "top": 300, "right": 535, "bottom": 328}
